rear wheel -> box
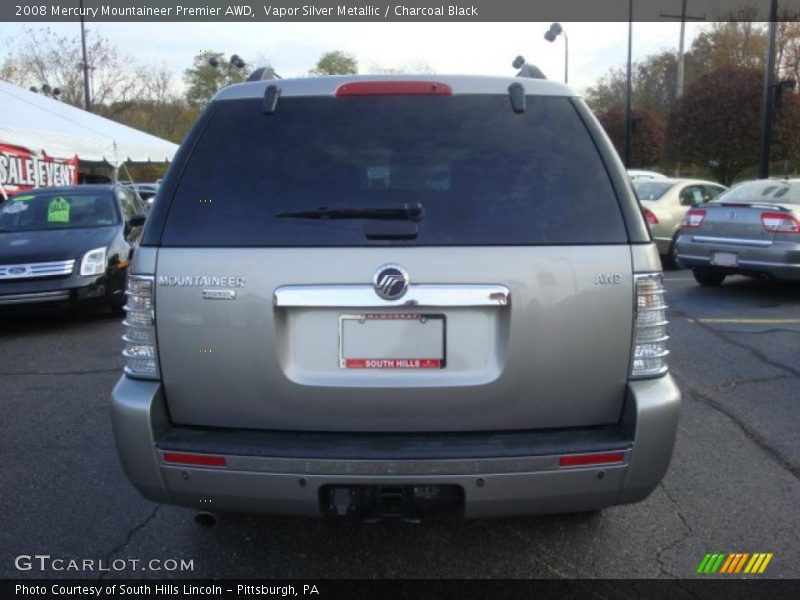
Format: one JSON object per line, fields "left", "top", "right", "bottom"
{"left": 692, "top": 268, "right": 726, "bottom": 287}
{"left": 663, "top": 232, "right": 681, "bottom": 270}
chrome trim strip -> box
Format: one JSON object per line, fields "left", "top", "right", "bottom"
{"left": 0, "top": 259, "right": 75, "bottom": 280}
{"left": 0, "top": 290, "right": 70, "bottom": 304}
{"left": 274, "top": 284, "right": 511, "bottom": 308}
{"left": 736, "top": 259, "right": 800, "bottom": 269}
{"left": 160, "top": 449, "right": 631, "bottom": 476}
{"left": 677, "top": 255, "right": 800, "bottom": 270}
{"left": 691, "top": 236, "right": 773, "bottom": 247}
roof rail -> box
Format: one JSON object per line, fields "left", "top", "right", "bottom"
{"left": 512, "top": 56, "right": 546, "bottom": 80}
{"left": 247, "top": 66, "right": 283, "bottom": 82}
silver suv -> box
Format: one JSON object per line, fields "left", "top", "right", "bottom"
{"left": 111, "top": 75, "right": 680, "bottom": 519}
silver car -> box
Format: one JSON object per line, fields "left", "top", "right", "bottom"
{"left": 634, "top": 179, "right": 727, "bottom": 266}
{"left": 111, "top": 75, "right": 680, "bottom": 520}
{"left": 676, "top": 179, "right": 800, "bottom": 285}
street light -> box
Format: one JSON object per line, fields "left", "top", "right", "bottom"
{"left": 207, "top": 53, "right": 247, "bottom": 70}
{"left": 544, "top": 22, "right": 568, "bottom": 84}
{"left": 30, "top": 84, "right": 62, "bottom": 99}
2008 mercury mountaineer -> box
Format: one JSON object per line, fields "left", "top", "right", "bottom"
{"left": 111, "top": 74, "right": 680, "bottom": 519}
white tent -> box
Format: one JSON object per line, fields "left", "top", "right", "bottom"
{"left": 0, "top": 80, "right": 179, "bottom": 164}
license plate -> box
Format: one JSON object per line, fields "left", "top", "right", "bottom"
{"left": 339, "top": 313, "right": 445, "bottom": 369}
{"left": 711, "top": 251, "right": 738, "bottom": 267}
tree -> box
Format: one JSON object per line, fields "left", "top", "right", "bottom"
{"left": 690, "top": 21, "right": 766, "bottom": 73}
{"left": 673, "top": 65, "right": 800, "bottom": 185}
{"left": 596, "top": 105, "right": 665, "bottom": 168}
{"left": 309, "top": 51, "right": 358, "bottom": 76}
{"left": 183, "top": 51, "right": 249, "bottom": 108}
{"left": 367, "top": 60, "right": 434, "bottom": 74}
{"left": 585, "top": 51, "right": 704, "bottom": 122}
{"left": 0, "top": 26, "right": 160, "bottom": 111}
{"left": 777, "top": 21, "right": 800, "bottom": 83}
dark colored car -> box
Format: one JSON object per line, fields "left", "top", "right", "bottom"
{"left": 0, "top": 184, "right": 147, "bottom": 314}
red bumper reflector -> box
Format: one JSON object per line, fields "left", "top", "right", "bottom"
{"left": 163, "top": 452, "right": 226, "bottom": 467}
{"left": 335, "top": 81, "right": 452, "bottom": 97}
{"left": 558, "top": 452, "right": 625, "bottom": 468}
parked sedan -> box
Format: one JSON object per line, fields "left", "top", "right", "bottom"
{"left": 628, "top": 169, "right": 668, "bottom": 181}
{"left": 675, "top": 179, "right": 800, "bottom": 285}
{"left": 0, "top": 184, "right": 148, "bottom": 314}
{"left": 634, "top": 178, "right": 727, "bottom": 267}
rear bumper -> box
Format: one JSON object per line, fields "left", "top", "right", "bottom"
{"left": 110, "top": 375, "right": 680, "bottom": 517}
{"left": 676, "top": 235, "right": 800, "bottom": 280}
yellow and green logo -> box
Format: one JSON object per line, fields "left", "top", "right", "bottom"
{"left": 697, "top": 552, "right": 773, "bottom": 574}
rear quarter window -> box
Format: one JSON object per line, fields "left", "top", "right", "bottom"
{"left": 160, "top": 94, "right": 628, "bottom": 246}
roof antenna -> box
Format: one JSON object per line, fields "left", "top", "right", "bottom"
{"left": 513, "top": 56, "right": 547, "bottom": 80}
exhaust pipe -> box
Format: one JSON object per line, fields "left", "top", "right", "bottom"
{"left": 194, "top": 511, "right": 217, "bottom": 527}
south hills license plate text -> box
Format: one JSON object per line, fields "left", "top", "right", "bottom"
{"left": 339, "top": 313, "right": 445, "bottom": 369}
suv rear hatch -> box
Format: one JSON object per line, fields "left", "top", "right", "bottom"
{"left": 150, "top": 80, "right": 638, "bottom": 432}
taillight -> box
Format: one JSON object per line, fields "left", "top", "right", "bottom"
{"left": 643, "top": 207, "right": 659, "bottom": 226}
{"left": 122, "top": 275, "right": 159, "bottom": 379}
{"left": 761, "top": 212, "right": 800, "bottom": 233}
{"left": 335, "top": 81, "right": 452, "bottom": 96}
{"left": 680, "top": 209, "right": 706, "bottom": 228}
{"left": 631, "top": 274, "right": 669, "bottom": 378}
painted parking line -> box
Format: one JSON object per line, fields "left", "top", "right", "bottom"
{"left": 689, "top": 318, "right": 800, "bottom": 324}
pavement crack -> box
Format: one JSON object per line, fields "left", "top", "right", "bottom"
{"left": 658, "top": 481, "right": 693, "bottom": 534}
{"left": 674, "top": 308, "right": 800, "bottom": 379}
{"left": 99, "top": 504, "right": 161, "bottom": 579}
{"left": 672, "top": 372, "right": 800, "bottom": 480}
{"left": 707, "top": 374, "right": 795, "bottom": 393}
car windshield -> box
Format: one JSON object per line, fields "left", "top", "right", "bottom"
{"left": 0, "top": 191, "right": 119, "bottom": 232}
{"left": 711, "top": 180, "right": 800, "bottom": 206}
{"left": 633, "top": 181, "right": 673, "bottom": 201}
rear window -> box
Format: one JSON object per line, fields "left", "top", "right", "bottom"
{"left": 633, "top": 181, "right": 673, "bottom": 201}
{"left": 712, "top": 180, "right": 800, "bottom": 205}
{"left": 161, "top": 95, "right": 627, "bottom": 246}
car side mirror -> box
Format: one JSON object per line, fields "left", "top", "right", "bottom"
{"left": 128, "top": 214, "right": 147, "bottom": 228}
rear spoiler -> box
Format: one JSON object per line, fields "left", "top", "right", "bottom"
{"left": 715, "top": 202, "right": 792, "bottom": 212}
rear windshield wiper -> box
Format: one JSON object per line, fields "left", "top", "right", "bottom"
{"left": 276, "top": 201, "right": 425, "bottom": 221}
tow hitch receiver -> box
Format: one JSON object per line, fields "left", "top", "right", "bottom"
{"left": 321, "top": 485, "right": 464, "bottom": 521}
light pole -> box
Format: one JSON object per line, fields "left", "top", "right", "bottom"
{"left": 758, "top": 0, "right": 778, "bottom": 179}
{"left": 544, "top": 23, "right": 568, "bottom": 84}
{"left": 79, "top": 0, "right": 91, "bottom": 111}
{"left": 624, "top": 1, "right": 634, "bottom": 167}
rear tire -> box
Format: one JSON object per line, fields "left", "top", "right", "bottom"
{"left": 692, "top": 268, "right": 726, "bottom": 287}
{"left": 663, "top": 232, "right": 681, "bottom": 270}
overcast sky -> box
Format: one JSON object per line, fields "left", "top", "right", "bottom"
{"left": 0, "top": 21, "right": 709, "bottom": 94}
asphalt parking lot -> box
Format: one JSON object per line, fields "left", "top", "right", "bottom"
{"left": 2, "top": 271, "right": 799, "bottom": 579}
